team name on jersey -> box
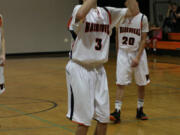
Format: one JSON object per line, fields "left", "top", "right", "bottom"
{"left": 120, "top": 27, "right": 140, "bottom": 36}
{"left": 85, "top": 22, "right": 110, "bottom": 35}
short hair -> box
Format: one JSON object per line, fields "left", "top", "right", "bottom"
{"left": 79, "top": 0, "right": 83, "bottom": 4}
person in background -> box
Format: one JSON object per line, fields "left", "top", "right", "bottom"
{"left": 163, "top": 2, "right": 179, "bottom": 34}
{"left": 0, "top": 14, "right": 6, "bottom": 94}
{"left": 174, "top": 3, "right": 180, "bottom": 32}
{"left": 146, "top": 24, "right": 162, "bottom": 53}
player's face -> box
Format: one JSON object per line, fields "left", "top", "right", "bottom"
{"left": 80, "top": 0, "right": 97, "bottom": 7}
{"left": 125, "top": 0, "right": 138, "bottom": 7}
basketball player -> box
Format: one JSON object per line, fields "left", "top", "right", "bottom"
{"left": 110, "top": 0, "right": 150, "bottom": 123}
{"left": 66, "top": 0, "right": 139, "bottom": 134}
{"left": 0, "top": 15, "right": 5, "bottom": 95}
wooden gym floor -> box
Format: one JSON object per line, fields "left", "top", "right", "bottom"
{"left": 0, "top": 53, "right": 180, "bottom": 135}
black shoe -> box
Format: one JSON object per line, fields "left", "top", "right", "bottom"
{"left": 110, "top": 109, "right": 121, "bottom": 123}
{"left": 136, "top": 107, "right": 148, "bottom": 120}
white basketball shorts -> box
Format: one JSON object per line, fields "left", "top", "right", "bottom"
{"left": 66, "top": 60, "right": 110, "bottom": 126}
{"left": 0, "top": 66, "right": 5, "bottom": 94}
{"left": 116, "top": 49, "right": 150, "bottom": 86}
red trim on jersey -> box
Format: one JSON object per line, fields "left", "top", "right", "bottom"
{"left": 72, "top": 36, "right": 79, "bottom": 49}
{"left": 72, "top": 42, "right": 75, "bottom": 48}
{"left": 140, "top": 14, "right": 144, "bottom": 34}
{"left": 107, "top": 10, "right": 112, "bottom": 25}
{"left": 67, "top": 17, "right": 72, "bottom": 29}
{"left": 72, "top": 120, "right": 89, "bottom": 127}
{"left": 0, "top": 16, "right": 2, "bottom": 27}
{"left": 66, "top": 117, "right": 88, "bottom": 127}
{"left": 103, "top": 7, "right": 112, "bottom": 25}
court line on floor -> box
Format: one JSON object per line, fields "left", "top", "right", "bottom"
{"left": 0, "top": 82, "right": 179, "bottom": 133}
{"left": 119, "top": 115, "right": 180, "bottom": 124}
{"left": 0, "top": 97, "right": 58, "bottom": 118}
{"left": 0, "top": 126, "right": 53, "bottom": 132}
{"left": 110, "top": 115, "right": 180, "bottom": 135}
{"left": 109, "top": 82, "right": 180, "bottom": 135}
{"left": 113, "top": 83, "right": 180, "bottom": 99}
{"left": 1, "top": 101, "right": 180, "bottom": 134}
{"left": 151, "top": 83, "right": 180, "bottom": 90}
{"left": 0, "top": 104, "right": 75, "bottom": 134}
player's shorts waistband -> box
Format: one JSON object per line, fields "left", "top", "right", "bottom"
{"left": 72, "top": 60, "right": 103, "bottom": 69}
{"left": 119, "top": 47, "right": 138, "bottom": 53}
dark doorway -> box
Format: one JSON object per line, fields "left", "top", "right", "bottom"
{"left": 137, "top": 0, "right": 150, "bottom": 19}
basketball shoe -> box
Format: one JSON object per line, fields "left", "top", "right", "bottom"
{"left": 110, "top": 109, "right": 121, "bottom": 123}
{"left": 136, "top": 107, "right": 148, "bottom": 120}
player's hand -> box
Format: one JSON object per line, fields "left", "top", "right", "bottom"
{"left": 0, "top": 54, "right": 6, "bottom": 66}
{"left": 131, "top": 58, "right": 139, "bottom": 67}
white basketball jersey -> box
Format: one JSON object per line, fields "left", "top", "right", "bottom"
{"left": 0, "top": 30, "right": 2, "bottom": 52}
{"left": 0, "top": 15, "right": 2, "bottom": 54}
{"left": 117, "top": 13, "right": 149, "bottom": 52}
{"left": 68, "top": 6, "right": 111, "bottom": 65}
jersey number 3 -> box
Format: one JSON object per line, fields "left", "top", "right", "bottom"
{"left": 95, "top": 38, "right": 102, "bottom": 51}
{"left": 122, "top": 36, "right": 135, "bottom": 45}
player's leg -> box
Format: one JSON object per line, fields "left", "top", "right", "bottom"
{"left": 76, "top": 125, "right": 89, "bottom": 135}
{"left": 116, "top": 85, "right": 125, "bottom": 106}
{"left": 93, "top": 66, "right": 109, "bottom": 135}
{"left": 94, "top": 122, "right": 107, "bottom": 135}
{"left": 110, "top": 84, "right": 125, "bottom": 123}
{"left": 135, "top": 50, "right": 150, "bottom": 120}
{"left": 152, "top": 39, "right": 157, "bottom": 53}
{"left": 137, "top": 85, "right": 145, "bottom": 100}
{"left": 66, "top": 60, "right": 95, "bottom": 134}
{"left": 110, "top": 49, "right": 132, "bottom": 123}
{"left": 0, "top": 65, "right": 5, "bottom": 94}
{"left": 136, "top": 85, "right": 148, "bottom": 120}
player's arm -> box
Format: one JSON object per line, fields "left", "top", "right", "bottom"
{"left": 105, "top": 7, "right": 127, "bottom": 28}
{"left": 131, "top": 16, "right": 149, "bottom": 67}
{"left": 68, "top": 0, "right": 97, "bottom": 39}
{"left": 175, "top": 10, "right": 180, "bottom": 18}
{"left": 75, "top": 0, "right": 97, "bottom": 22}
{"left": 176, "top": 13, "right": 180, "bottom": 18}
{"left": 0, "top": 16, "right": 5, "bottom": 66}
{"left": 106, "top": 0, "right": 139, "bottom": 28}
{"left": 131, "top": 33, "right": 147, "bottom": 67}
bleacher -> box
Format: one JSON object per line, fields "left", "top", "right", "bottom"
{"left": 168, "top": 33, "right": 180, "bottom": 41}
{"left": 148, "top": 33, "right": 180, "bottom": 51}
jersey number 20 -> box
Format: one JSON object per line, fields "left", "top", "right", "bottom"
{"left": 122, "top": 36, "right": 135, "bottom": 45}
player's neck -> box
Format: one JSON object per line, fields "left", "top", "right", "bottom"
{"left": 92, "top": 4, "right": 97, "bottom": 9}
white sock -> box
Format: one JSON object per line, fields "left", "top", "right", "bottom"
{"left": 115, "top": 100, "right": 122, "bottom": 111}
{"left": 137, "top": 99, "right": 144, "bottom": 109}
